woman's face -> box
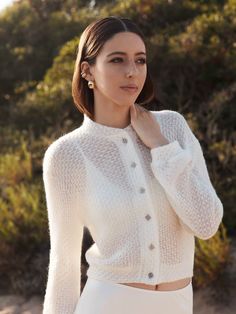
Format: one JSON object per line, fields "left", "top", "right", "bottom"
{"left": 83, "top": 31, "right": 147, "bottom": 108}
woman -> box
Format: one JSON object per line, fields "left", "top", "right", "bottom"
{"left": 42, "top": 16, "right": 224, "bottom": 314}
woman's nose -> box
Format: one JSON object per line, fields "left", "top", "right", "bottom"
{"left": 125, "top": 61, "right": 138, "bottom": 77}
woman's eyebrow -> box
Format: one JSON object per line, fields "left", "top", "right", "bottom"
{"left": 106, "top": 51, "right": 146, "bottom": 57}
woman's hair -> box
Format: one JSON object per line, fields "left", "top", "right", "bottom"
{"left": 72, "top": 16, "right": 155, "bottom": 120}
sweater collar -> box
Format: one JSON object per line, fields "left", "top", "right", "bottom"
{"left": 81, "top": 113, "right": 134, "bottom": 137}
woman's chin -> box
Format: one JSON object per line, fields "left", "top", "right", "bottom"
{"left": 115, "top": 97, "right": 137, "bottom": 107}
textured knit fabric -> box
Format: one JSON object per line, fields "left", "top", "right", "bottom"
{"left": 42, "top": 109, "right": 223, "bottom": 314}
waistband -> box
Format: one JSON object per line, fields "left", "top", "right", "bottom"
{"left": 119, "top": 279, "right": 192, "bottom": 291}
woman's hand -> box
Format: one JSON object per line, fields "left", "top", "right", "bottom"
{"left": 129, "top": 103, "right": 170, "bottom": 149}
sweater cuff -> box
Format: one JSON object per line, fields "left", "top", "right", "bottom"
{"left": 150, "top": 140, "right": 193, "bottom": 184}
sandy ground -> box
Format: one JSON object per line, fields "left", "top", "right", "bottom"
{"left": 0, "top": 236, "right": 235, "bottom": 313}
{"left": 193, "top": 234, "right": 236, "bottom": 314}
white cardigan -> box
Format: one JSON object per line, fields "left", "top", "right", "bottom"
{"left": 42, "top": 109, "right": 223, "bottom": 314}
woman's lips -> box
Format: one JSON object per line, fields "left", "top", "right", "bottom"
{"left": 120, "top": 86, "right": 138, "bottom": 93}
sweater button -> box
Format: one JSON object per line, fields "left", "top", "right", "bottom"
{"left": 122, "top": 137, "right": 128, "bottom": 143}
{"left": 139, "top": 187, "right": 145, "bottom": 193}
{"left": 131, "top": 161, "right": 136, "bottom": 168}
{"left": 148, "top": 272, "right": 154, "bottom": 278}
{"left": 149, "top": 243, "right": 155, "bottom": 250}
{"left": 145, "top": 214, "right": 151, "bottom": 220}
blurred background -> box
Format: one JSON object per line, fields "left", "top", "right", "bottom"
{"left": 0, "top": 0, "right": 235, "bottom": 313}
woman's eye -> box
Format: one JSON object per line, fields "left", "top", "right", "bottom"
{"left": 137, "top": 58, "right": 146, "bottom": 64}
{"left": 110, "top": 58, "right": 123, "bottom": 63}
{"left": 110, "top": 58, "right": 146, "bottom": 64}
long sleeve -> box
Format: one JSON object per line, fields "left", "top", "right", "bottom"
{"left": 42, "top": 139, "right": 85, "bottom": 314}
{"left": 150, "top": 112, "right": 224, "bottom": 240}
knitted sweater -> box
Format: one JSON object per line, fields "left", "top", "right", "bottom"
{"left": 42, "top": 109, "right": 223, "bottom": 314}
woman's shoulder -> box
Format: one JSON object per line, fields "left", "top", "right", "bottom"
{"left": 150, "top": 109, "right": 195, "bottom": 145}
{"left": 150, "top": 109, "right": 189, "bottom": 132}
{"left": 150, "top": 109, "right": 186, "bottom": 123}
{"left": 42, "top": 129, "right": 84, "bottom": 175}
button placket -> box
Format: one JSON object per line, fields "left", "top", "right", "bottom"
{"left": 121, "top": 136, "right": 146, "bottom": 195}
{"left": 120, "top": 133, "right": 159, "bottom": 282}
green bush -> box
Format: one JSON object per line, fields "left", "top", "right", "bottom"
{"left": 0, "top": 134, "right": 49, "bottom": 295}
{"left": 194, "top": 223, "right": 230, "bottom": 288}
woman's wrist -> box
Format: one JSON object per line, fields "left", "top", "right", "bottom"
{"left": 149, "top": 136, "right": 170, "bottom": 149}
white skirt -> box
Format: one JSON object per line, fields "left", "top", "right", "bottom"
{"left": 74, "top": 277, "right": 193, "bottom": 314}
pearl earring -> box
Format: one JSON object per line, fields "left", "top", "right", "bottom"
{"left": 88, "top": 81, "right": 95, "bottom": 89}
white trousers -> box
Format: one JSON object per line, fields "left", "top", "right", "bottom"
{"left": 74, "top": 277, "right": 193, "bottom": 314}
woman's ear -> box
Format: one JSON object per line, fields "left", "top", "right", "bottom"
{"left": 80, "top": 61, "right": 94, "bottom": 81}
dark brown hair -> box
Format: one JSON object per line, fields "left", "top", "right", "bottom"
{"left": 72, "top": 16, "right": 155, "bottom": 120}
